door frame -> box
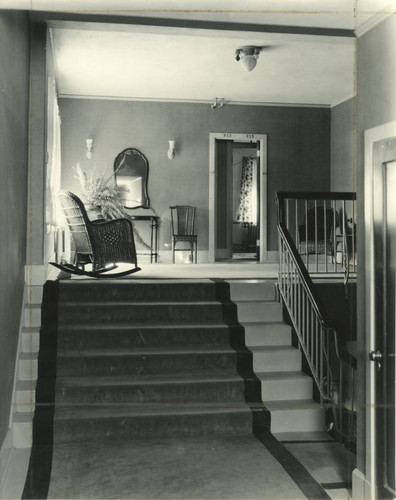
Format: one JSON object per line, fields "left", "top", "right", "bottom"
{"left": 208, "top": 132, "right": 268, "bottom": 263}
{"left": 364, "top": 120, "right": 396, "bottom": 499}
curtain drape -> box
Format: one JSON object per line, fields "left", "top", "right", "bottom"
{"left": 237, "top": 157, "right": 257, "bottom": 224}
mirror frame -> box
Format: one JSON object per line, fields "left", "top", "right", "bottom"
{"left": 113, "top": 147, "right": 150, "bottom": 209}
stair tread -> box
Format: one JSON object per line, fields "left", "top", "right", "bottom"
{"left": 60, "top": 300, "right": 228, "bottom": 306}
{"left": 13, "top": 411, "right": 34, "bottom": 423}
{"left": 274, "top": 431, "right": 333, "bottom": 442}
{"left": 242, "top": 321, "right": 290, "bottom": 327}
{"left": 22, "top": 326, "right": 40, "bottom": 333}
{"left": 19, "top": 352, "right": 38, "bottom": 360}
{"left": 249, "top": 345, "right": 299, "bottom": 353}
{"left": 16, "top": 380, "right": 37, "bottom": 390}
{"left": 58, "top": 345, "right": 237, "bottom": 357}
{"left": 255, "top": 371, "right": 311, "bottom": 380}
{"left": 56, "top": 372, "right": 244, "bottom": 386}
{"left": 57, "top": 323, "right": 233, "bottom": 331}
{"left": 264, "top": 399, "right": 324, "bottom": 410}
{"left": 54, "top": 402, "right": 253, "bottom": 420}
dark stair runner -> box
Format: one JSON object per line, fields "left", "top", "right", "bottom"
{"left": 23, "top": 279, "right": 330, "bottom": 499}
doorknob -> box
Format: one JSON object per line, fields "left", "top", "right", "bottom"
{"left": 369, "top": 350, "right": 383, "bottom": 371}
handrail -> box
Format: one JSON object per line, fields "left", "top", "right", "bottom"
{"left": 276, "top": 192, "right": 350, "bottom": 440}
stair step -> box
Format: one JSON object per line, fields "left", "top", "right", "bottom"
{"left": 58, "top": 301, "right": 235, "bottom": 325}
{"left": 55, "top": 372, "right": 246, "bottom": 404}
{"left": 58, "top": 280, "right": 227, "bottom": 302}
{"left": 234, "top": 301, "right": 283, "bottom": 322}
{"left": 243, "top": 322, "right": 292, "bottom": 347}
{"left": 256, "top": 371, "right": 313, "bottom": 401}
{"left": 274, "top": 431, "right": 333, "bottom": 442}
{"left": 56, "top": 346, "right": 239, "bottom": 377}
{"left": 18, "top": 353, "right": 38, "bottom": 381}
{"left": 51, "top": 403, "right": 256, "bottom": 443}
{"left": 265, "top": 399, "right": 326, "bottom": 433}
{"left": 13, "top": 412, "right": 33, "bottom": 448}
{"left": 14, "top": 380, "right": 36, "bottom": 412}
{"left": 21, "top": 327, "right": 40, "bottom": 353}
{"left": 24, "top": 304, "right": 41, "bottom": 328}
{"left": 54, "top": 324, "right": 235, "bottom": 350}
{"left": 229, "top": 280, "right": 276, "bottom": 301}
{"left": 250, "top": 346, "right": 301, "bottom": 372}
{"left": 26, "top": 285, "right": 43, "bottom": 304}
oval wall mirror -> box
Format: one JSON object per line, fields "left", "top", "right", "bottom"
{"left": 114, "top": 148, "right": 150, "bottom": 209}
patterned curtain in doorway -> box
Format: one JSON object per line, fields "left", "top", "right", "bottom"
{"left": 237, "top": 157, "right": 257, "bottom": 224}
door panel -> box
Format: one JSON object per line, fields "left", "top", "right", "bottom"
{"left": 372, "top": 137, "right": 396, "bottom": 499}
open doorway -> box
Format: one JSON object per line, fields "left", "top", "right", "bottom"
{"left": 232, "top": 143, "right": 258, "bottom": 261}
{"left": 208, "top": 132, "right": 267, "bottom": 263}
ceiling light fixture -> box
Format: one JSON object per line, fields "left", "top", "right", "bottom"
{"left": 211, "top": 98, "right": 225, "bottom": 109}
{"left": 235, "top": 46, "right": 262, "bottom": 72}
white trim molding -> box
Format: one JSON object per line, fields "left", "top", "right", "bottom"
{"left": 355, "top": 1, "right": 396, "bottom": 38}
{"left": 363, "top": 119, "right": 396, "bottom": 500}
{"left": 208, "top": 132, "right": 268, "bottom": 263}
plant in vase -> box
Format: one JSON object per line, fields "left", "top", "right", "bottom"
{"left": 74, "top": 163, "right": 151, "bottom": 249}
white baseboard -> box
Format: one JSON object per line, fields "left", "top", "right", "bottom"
{"left": 352, "top": 468, "right": 372, "bottom": 500}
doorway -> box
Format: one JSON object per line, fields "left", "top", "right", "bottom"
{"left": 232, "top": 144, "right": 258, "bottom": 261}
{"left": 364, "top": 121, "right": 396, "bottom": 500}
{"left": 208, "top": 133, "right": 267, "bottom": 263}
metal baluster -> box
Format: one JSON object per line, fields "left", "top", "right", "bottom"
{"left": 305, "top": 199, "right": 308, "bottom": 269}
{"left": 342, "top": 199, "right": 346, "bottom": 272}
{"left": 324, "top": 200, "right": 328, "bottom": 273}
{"left": 314, "top": 200, "right": 318, "bottom": 272}
{"left": 333, "top": 200, "right": 337, "bottom": 273}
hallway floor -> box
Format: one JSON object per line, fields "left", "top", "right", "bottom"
{"left": 1, "top": 435, "right": 354, "bottom": 500}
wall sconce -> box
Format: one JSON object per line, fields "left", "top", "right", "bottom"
{"left": 167, "top": 140, "right": 175, "bottom": 160}
{"left": 86, "top": 138, "right": 94, "bottom": 159}
{"left": 211, "top": 98, "right": 225, "bottom": 109}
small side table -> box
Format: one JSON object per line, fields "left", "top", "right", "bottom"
{"left": 129, "top": 215, "right": 160, "bottom": 263}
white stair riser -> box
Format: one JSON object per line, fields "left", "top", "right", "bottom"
{"left": 19, "top": 358, "right": 38, "bottom": 381}
{"left": 230, "top": 282, "right": 276, "bottom": 301}
{"left": 15, "top": 388, "right": 36, "bottom": 413}
{"left": 236, "top": 302, "right": 283, "bottom": 322}
{"left": 252, "top": 349, "right": 301, "bottom": 372}
{"left": 244, "top": 324, "right": 291, "bottom": 347}
{"left": 26, "top": 286, "right": 43, "bottom": 304}
{"left": 24, "top": 307, "right": 41, "bottom": 328}
{"left": 21, "top": 331, "right": 40, "bottom": 353}
{"left": 13, "top": 422, "right": 32, "bottom": 449}
{"left": 260, "top": 377, "right": 313, "bottom": 401}
{"left": 270, "top": 407, "right": 326, "bottom": 433}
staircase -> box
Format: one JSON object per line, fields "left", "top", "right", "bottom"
{"left": 229, "top": 280, "right": 327, "bottom": 439}
{"left": 17, "top": 278, "right": 327, "bottom": 448}
{"left": 33, "top": 279, "right": 268, "bottom": 444}
{"left": 12, "top": 285, "right": 42, "bottom": 448}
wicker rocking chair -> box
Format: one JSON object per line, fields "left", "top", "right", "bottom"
{"left": 55, "top": 191, "right": 140, "bottom": 277}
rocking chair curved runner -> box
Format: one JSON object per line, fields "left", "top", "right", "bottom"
{"left": 53, "top": 191, "right": 141, "bottom": 277}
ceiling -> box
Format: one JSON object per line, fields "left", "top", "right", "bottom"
{"left": 4, "top": 0, "right": 394, "bottom": 106}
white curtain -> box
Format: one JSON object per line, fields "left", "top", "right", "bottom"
{"left": 237, "top": 157, "right": 257, "bottom": 224}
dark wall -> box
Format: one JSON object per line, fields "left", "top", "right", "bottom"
{"left": 356, "top": 15, "right": 396, "bottom": 474}
{"left": 0, "top": 10, "right": 30, "bottom": 446}
{"left": 331, "top": 97, "right": 355, "bottom": 191}
{"left": 59, "top": 98, "right": 331, "bottom": 255}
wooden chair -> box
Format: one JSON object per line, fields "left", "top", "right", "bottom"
{"left": 170, "top": 205, "right": 197, "bottom": 263}
{"left": 59, "top": 191, "right": 139, "bottom": 274}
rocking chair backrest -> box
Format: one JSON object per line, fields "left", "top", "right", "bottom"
{"left": 59, "top": 190, "right": 92, "bottom": 255}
